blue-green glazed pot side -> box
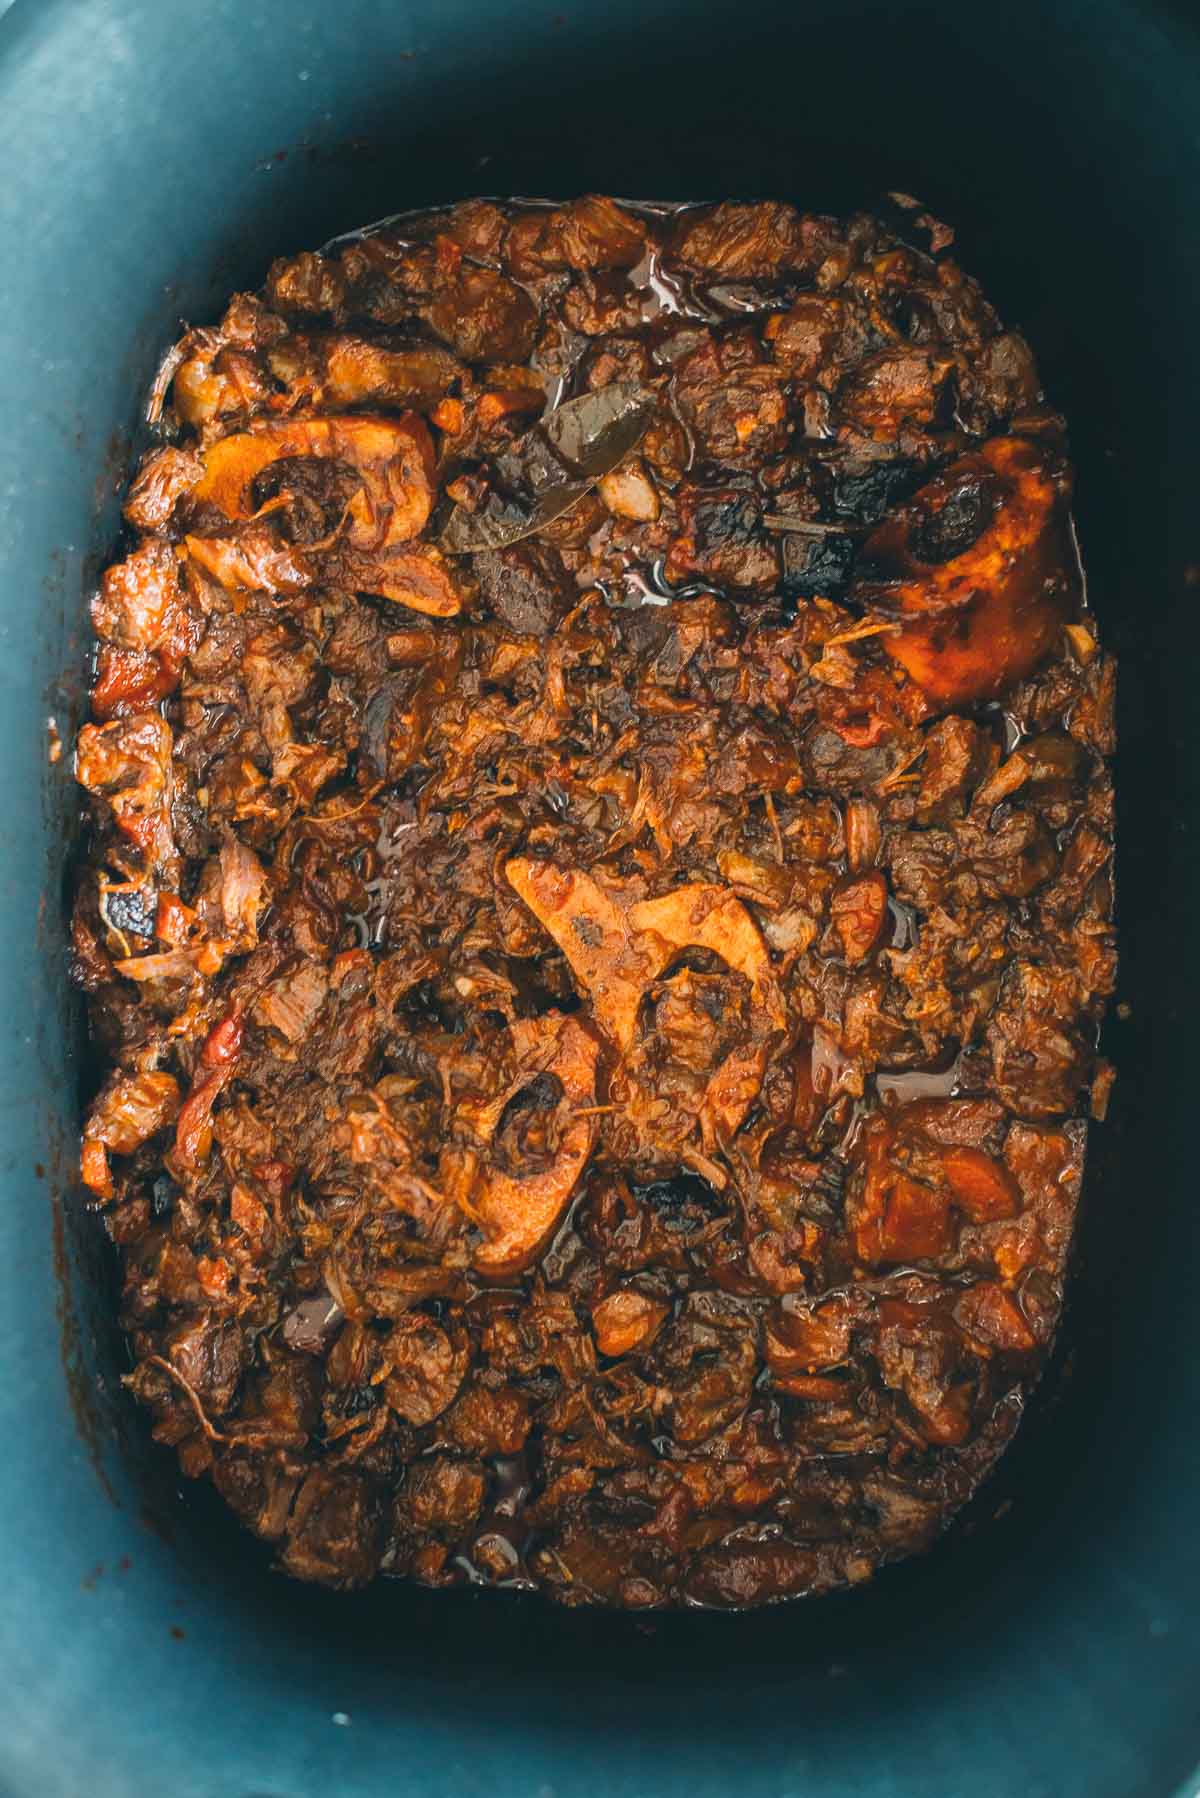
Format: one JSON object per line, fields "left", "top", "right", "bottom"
{"left": 0, "top": 2, "right": 1197, "bottom": 1794}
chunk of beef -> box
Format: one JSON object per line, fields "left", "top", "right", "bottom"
{"left": 401, "top": 1456, "right": 488, "bottom": 1533}
{"left": 426, "top": 267, "right": 537, "bottom": 363}
{"left": 675, "top": 337, "right": 790, "bottom": 466}
{"left": 670, "top": 202, "right": 813, "bottom": 279}
{"left": 280, "top": 1470, "right": 382, "bottom": 1588}
{"left": 473, "top": 543, "right": 571, "bottom": 636}
{"left": 837, "top": 348, "right": 952, "bottom": 433}
{"left": 666, "top": 482, "right": 781, "bottom": 595}
{"left": 987, "top": 961, "right": 1090, "bottom": 1117}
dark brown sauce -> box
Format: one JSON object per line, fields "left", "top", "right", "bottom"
{"left": 453, "top": 1451, "right": 537, "bottom": 1589}
{"left": 876, "top": 1050, "right": 962, "bottom": 1105}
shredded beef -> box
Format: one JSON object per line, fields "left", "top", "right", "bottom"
{"left": 75, "top": 195, "right": 1115, "bottom": 1606}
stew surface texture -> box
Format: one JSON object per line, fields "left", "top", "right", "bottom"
{"left": 72, "top": 196, "right": 1115, "bottom": 1607}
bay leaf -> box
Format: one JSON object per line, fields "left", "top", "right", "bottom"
{"left": 440, "top": 381, "right": 653, "bottom": 554}
{"left": 538, "top": 381, "right": 654, "bottom": 475}
{"left": 441, "top": 479, "right": 593, "bottom": 554}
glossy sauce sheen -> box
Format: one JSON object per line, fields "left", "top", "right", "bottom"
{"left": 72, "top": 196, "right": 1116, "bottom": 1608}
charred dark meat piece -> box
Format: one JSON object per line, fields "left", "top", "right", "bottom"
{"left": 74, "top": 195, "right": 1115, "bottom": 1607}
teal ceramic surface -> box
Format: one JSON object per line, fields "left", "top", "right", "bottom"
{"left": 1, "top": 2, "right": 1197, "bottom": 1793}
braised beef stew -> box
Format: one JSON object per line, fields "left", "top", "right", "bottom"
{"left": 72, "top": 196, "right": 1115, "bottom": 1608}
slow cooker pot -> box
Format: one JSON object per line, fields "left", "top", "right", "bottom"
{"left": 1, "top": 1, "right": 1197, "bottom": 1793}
